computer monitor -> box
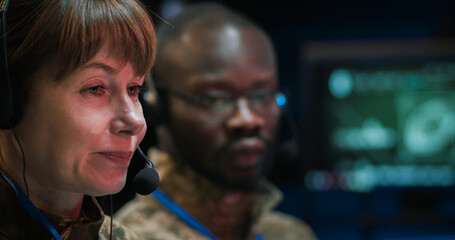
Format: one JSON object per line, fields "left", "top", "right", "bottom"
{"left": 300, "top": 38, "right": 455, "bottom": 192}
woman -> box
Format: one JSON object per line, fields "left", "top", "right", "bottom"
{"left": 0, "top": 0, "right": 156, "bottom": 239}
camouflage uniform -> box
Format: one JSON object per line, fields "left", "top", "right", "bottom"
{"left": 0, "top": 174, "right": 140, "bottom": 240}
{"left": 116, "top": 148, "right": 318, "bottom": 240}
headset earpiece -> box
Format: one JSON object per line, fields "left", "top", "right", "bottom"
{"left": 0, "top": 74, "right": 23, "bottom": 130}
{"left": 141, "top": 75, "right": 167, "bottom": 126}
{"left": 0, "top": 0, "right": 23, "bottom": 130}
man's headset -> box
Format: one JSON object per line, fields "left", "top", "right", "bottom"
{"left": 0, "top": 0, "right": 159, "bottom": 195}
{"left": 141, "top": 76, "right": 168, "bottom": 126}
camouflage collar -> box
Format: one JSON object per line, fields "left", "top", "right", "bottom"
{"left": 148, "top": 147, "right": 283, "bottom": 226}
{"left": 0, "top": 175, "right": 104, "bottom": 239}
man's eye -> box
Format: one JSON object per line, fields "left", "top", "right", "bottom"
{"left": 251, "top": 92, "right": 267, "bottom": 101}
{"left": 199, "top": 96, "right": 229, "bottom": 109}
{"left": 249, "top": 91, "right": 270, "bottom": 103}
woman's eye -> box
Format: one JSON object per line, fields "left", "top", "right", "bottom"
{"left": 84, "top": 86, "right": 107, "bottom": 96}
{"left": 128, "top": 85, "right": 143, "bottom": 95}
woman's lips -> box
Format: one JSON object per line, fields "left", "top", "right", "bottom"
{"left": 96, "top": 151, "right": 133, "bottom": 166}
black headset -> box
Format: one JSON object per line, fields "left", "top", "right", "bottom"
{"left": 0, "top": 0, "right": 23, "bottom": 130}
{"left": 141, "top": 75, "right": 168, "bottom": 126}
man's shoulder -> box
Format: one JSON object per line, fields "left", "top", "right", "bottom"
{"left": 103, "top": 212, "right": 190, "bottom": 240}
{"left": 257, "top": 211, "right": 318, "bottom": 240}
{"left": 115, "top": 194, "right": 162, "bottom": 222}
{"left": 99, "top": 215, "right": 141, "bottom": 240}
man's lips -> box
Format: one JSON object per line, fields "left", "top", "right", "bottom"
{"left": 232, "top": 151, "right": 260, "bottom": 168}
{"left": 229, "top": 138, "right": 267, "bottom": 151}
{"left": 228, "top": 138, "right": 266, "bottom": 168}
{"left": 96, "top": 151, "right": 134, "bottom": 166}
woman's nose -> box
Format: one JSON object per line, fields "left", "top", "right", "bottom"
{"left": 110, "top": 96, "right": 145, "bottom": 137}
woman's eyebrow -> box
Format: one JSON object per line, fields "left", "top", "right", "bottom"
{"left": 82, "top": 62, "right": 118, "bottom": 74}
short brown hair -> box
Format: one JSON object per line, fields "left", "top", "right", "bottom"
{"left": 6, "top": 0, "right": 156, "bottom": 102}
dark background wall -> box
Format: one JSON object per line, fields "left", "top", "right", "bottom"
{"left": 108, "top": 1, "right": 455, "bottom": 239}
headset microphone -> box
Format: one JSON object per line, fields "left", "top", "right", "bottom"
{"left": 133, "top": 146, "right": 160, "bottom": 195}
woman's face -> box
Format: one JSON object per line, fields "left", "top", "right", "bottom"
{"left": 15, "top": 46, "right": 147, "bottom": 196}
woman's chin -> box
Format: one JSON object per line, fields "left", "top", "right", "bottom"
{"left": 90, "top": 174, "right": 127, "bottom": 196}
{"left": 91, "top": 184, "right": 125, "bottom": 197}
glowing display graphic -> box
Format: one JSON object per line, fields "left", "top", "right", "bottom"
{"left": 305, "top": 62, "right": 455, "bottom": 192}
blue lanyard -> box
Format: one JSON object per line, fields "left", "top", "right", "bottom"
{"left": 2, "top": 175, "right": 101, "bottom": 240}
{"left": 151, "top": 189, "right": 264, "bottom": 240}
{"left": 2, "top": 175, "right": 62, "bottom": 240}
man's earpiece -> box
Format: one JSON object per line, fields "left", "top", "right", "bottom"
{"left": 141, "top": 75, "right": 167, "bottom": 126}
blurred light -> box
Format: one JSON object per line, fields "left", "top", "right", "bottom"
{"left": 313, "top": 171, "right": 326, "bottom": 190}
{"left": 338, "top": 172, "right": 349, "bottom": 190}
{"left": 329, "top": 68, "right": 354, "bottom": 98}
{"left": 305, "top": 170, "right": 334, "bottom": 191}
{"left": 304, "top": 171, "right": 317, "bottom": 191}
{"left": 331, "top": 119, "right": 395, "bottom": 150}
{"left": 161, "top": 0, "right": 184, "bottom": 19}
{"left": 403, "top": 98, "right": 455, "bottom": 157}
{"left": 276, "top": 93, "right": 287, "bottom": 107}
{"left": 305, "top": 163, "right": 455, "bottom": 192}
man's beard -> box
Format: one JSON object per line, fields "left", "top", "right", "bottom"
{"left": 208, "top": 135, "right": 276, "bottom": 191}
{"left": 169, "top": 126, "right": 277, "bottom": 191}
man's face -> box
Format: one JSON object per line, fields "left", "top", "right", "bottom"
{"left": 163, "top": 24, "right": 280, "bottom": 189}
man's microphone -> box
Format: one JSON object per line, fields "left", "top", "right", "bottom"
{"left": 133, "top": 146, "right": 160, "bottom": 195}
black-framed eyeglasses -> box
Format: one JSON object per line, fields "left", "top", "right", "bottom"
{"left": 156, "top": 83, "right": 286, "bottom": 116}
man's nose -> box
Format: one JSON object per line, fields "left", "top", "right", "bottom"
{"left": 225, "top": 98, "right": 265, "bottom": 137}
{"left": 110, "top": 96, "right": 145, "bottom": 137}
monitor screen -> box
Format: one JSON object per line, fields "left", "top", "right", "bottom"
{"left": 300, "top": 39, "right": 455, "bottom": 192}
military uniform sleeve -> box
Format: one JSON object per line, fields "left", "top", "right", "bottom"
{"left": 115, "top": 196, "right": 209, "bottom": 240}
{"left": 257, "top": 211, "right": 318, "bottom": 240}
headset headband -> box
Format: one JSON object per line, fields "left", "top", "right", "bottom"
{"left": 0, "top": 0, "right": 23, "bottom": 130}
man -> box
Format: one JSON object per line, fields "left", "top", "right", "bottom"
{"left": 116, "top": 3, "right": 317, "bottom": 240}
